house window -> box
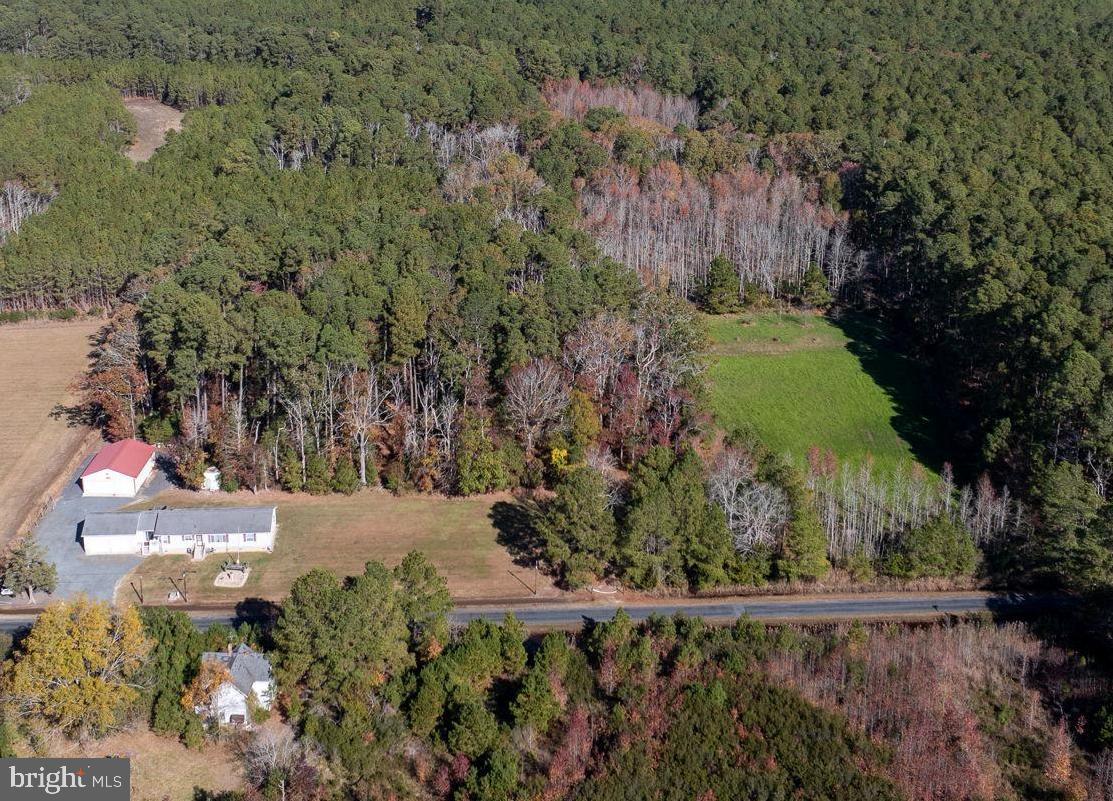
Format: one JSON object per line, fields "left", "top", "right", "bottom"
{"left": 243, "top": 532, "right": 256, "bottom": 543}
{"left": 180, "top": 535, "right": 192, "bottom": 542}
{"left": 210, "top": 534, "right": 229, "bottom": 544}
{"left": 160, "top": 536, "right": 170, "bottom": 544}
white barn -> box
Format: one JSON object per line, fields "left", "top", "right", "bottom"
{"left": 80, "top": 439, "right": 156, "bottom": 497}
{"left": 82, "top": 506, "right": 277, "bottom": 557}
{"left": 198, "top": 644, "right": 274, "bottom": 726}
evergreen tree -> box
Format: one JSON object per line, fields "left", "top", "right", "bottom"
{"left": 304, "top": 453, "right": 331, "bottom": 495}
{"left": 331, "top": 454, "right": 360, "bottom": 495}
{"left": 701, "top": 255, "right": 742, "bottom": 314}
{"left": 535, "top": 466, "right": 617, "bottom": 588}
{"left": 621, "top": 447, "right": 732, "bottom": 590}
{"left": 455, "top": 411, "right": 509, "bottom": 495}
{"left": 798, "top": 264, "right": 832, "bottom": 309}
{"left": 393, "top": 550, "right": 453, "bottom": 655}
{"left": 883, "top": 516, "right": 977, "bottom": 579}
{"left": 1, "top": 534, "right": 57, "bottom": 603}
{"left": 774, "top": 465, "right": 830, "bottom": 581}
{"left": 280, "top": 446, "right": 304, "bottom": 493}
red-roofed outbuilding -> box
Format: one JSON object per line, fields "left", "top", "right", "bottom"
{"left": 80, "top": 438, "right": 156, "bottom": 497}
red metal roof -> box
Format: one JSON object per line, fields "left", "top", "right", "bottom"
{"left": 81, "top": 439, "right": 156, "bottom": 479}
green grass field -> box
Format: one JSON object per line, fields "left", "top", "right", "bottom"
{"left": 705, "top": 311, "right": 941, "bottom": 476}
{"left": 117, "top": 488, "right": 557, "bottom": 605}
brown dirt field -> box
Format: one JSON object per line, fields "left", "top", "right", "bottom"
{"left": 47, "top": 726, "right": 244, "bottom": 801}
{"left": 0, "top": 319, "right": 103, "bottom": 544}
{"left": 123, "top": 96, "right": 184, "bottom": 163}
{"left": 118, "top": 488, "right": 564, "bottom": 606}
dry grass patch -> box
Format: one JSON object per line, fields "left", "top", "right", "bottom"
{"left": 41, "top": 726, "right": 243, "bottom": 801}
{"left": 123, "top": 97, "right": 183, "bottom": 162}
{"left": 119, "top": 488, "right": 560, "bottom": 605}
{"left": 0, "top": 319, "right": 102, "bottom": 543}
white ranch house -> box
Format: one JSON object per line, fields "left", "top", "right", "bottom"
{"left": 81, "top": 506, "right": 277, "bottom": 558}
{"left": 199, "top": 644, "right": 274, "bottom": 726}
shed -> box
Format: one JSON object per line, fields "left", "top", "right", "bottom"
{"left": 80, "top": 439, "right": 156, "bottom": 497}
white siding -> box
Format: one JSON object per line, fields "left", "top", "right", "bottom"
{"left": 251, "top": 680, "right": 274, "bottom": 710}
{"left": 81, "top": 532, "right": 141, "bottom": 555}
{"left": 81, "top": 454, "right": 154, "bottom": 497}
{"left": 210, "top": 683, "right": 248, "bottom": 725}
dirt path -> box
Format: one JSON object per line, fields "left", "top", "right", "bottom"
{"left": 123, "top": 96, "right": 183, "bottom": 163}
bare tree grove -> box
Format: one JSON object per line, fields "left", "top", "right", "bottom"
{"left": 0, "top": 179, "right": 53, "bottom": 244}
{"left": 580, "top": 162, "right": 864, "bottom": 300}
{"left": 544, "top": 78, "right": 700, "bottom": 129}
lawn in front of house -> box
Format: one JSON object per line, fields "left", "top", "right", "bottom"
{"left": 704, "top": 311, "right": 943, "bottom": 477}
{"left": 117, "top": 488, "right": 556, "bottom": 606}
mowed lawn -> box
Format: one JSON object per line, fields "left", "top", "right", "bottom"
{"left": 118, "top": 488, "right": 556, "bottom": 605}
{"left": 705, "top": 311, "right": 941, "bottom": 476}
{"left": 0, "top": 319, "right": 101, "bottom": 542}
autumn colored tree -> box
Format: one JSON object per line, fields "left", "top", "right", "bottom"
{"left": 181, "top": 660, "right": 233, "bottom": 720}
{"left": 3, "top": 599, "right": 149, "bottom": 736}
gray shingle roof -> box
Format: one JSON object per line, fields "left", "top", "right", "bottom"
{"left": 201, "top": 644, "right": 273, "bottom": 696}
{"left": 81, "top": 506, "right": 276, "bottom": 537}
{"left": 152, "top": 507, "right": 275, "bottom": 536}
{"left": 82, "top": 512, "right": 147, "bottom": 537}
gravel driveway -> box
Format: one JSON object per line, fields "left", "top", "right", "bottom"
{"left": 27, "top": 454, "right": 172, "bottom": 603}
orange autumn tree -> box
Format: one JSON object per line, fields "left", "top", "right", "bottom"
{"left": 181, "top": 660, "right": 233, "bottom": 715}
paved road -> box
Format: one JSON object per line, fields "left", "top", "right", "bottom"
{"left": 0, "top": 591, "right": 1049, "bottom": 633}
{"left": 30, "top": 455, "right": 172, "bottom": 601}
{"left": 450, "top": 591, "right": 1045, "bottom": 628}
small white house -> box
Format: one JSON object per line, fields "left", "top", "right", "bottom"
{"left": 81, "top": 506, "right": 277, "bottom": 557}
{"left": 80, "top": 439, "right": 156, "bottom": 497}
{"left": 198, "top": 644, "right": 274, "bottom": 726}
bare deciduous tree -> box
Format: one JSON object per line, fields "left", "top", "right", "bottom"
{"left": 708, "top": 449, "right": 789, "bottom": 555}
{"left": 341, "top": 368, "right": 390, "bottom": 486}
{"left": 503, "top": 358, "right": 569, "bottom": 454}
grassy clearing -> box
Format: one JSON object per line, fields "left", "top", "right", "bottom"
{"left": 44, "top": 725, "right": 243, "bottom": 801}
{"left": 704, "top": 311, "right": 941, "bottom": 477}
{"left": 0, "top": 319, "right": 102, "bottom": 542}
{"left": 122, "top": 97, "right": 183, "bottom": 163}
{"left": 118, "top": 488, "right": 559, "bottom": 606}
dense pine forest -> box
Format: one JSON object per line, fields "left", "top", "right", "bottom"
{"left": 0, "top": 0, "right": 1111, "bottom": 592}
{"left": 1, "top": 1, "right": 1113, "bottom": 798}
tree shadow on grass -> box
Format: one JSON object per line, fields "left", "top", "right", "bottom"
{"left": 829, "top": 310, "right": 948, "bottom": 474}
{"left": 489, "top": 498, "right": 544, "bottom": 570}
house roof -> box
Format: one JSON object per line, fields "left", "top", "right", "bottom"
{"left": 82, "top": 512, "right": 146, "bottom": 537}
{"left": 81, "top": 439, "right": 155, "bottom": 479}
{"left": 153, "top": 507, "right": 275, "bottom": 536}
{"left": 82, "top": 506, "right": 276, "bottom": 538}
{"left": 202, "top": 644, "right": 273, "bottom": 697}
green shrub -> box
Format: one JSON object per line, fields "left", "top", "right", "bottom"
{"left": 883, "top": 516, "right": 977, "bottom": 578}
{"left": 304, "top": 453, "right": 331, "bottom": 495}
{"left": 331, "top": 455, "right": 360, "bottom": 495}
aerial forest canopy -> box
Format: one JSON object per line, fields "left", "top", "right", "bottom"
{"left": 0, "top": 0, "right": 1111, "bottom": 591}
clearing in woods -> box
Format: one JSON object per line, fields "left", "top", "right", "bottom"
{"left": 0, "top": 319, "right": 101, "bottom": 544}
{"left": 117, "top": 488, "right": 560, "bottom": 605}
{"left": 705, "top": 311, "right": 943, "bottom": 477}
{"left": 122, "top": 96, "right": 183, "bottom": 162}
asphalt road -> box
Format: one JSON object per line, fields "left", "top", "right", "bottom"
{"left": 0, "top": 591, "right": 1050, "bottom": 633}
